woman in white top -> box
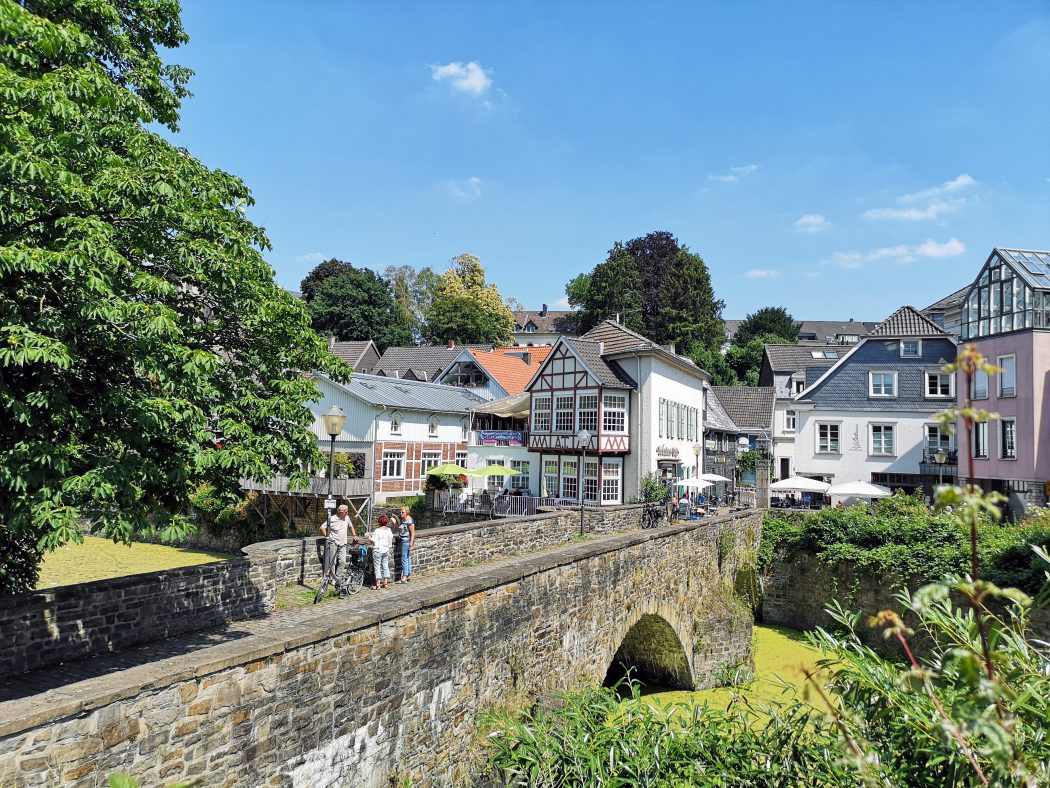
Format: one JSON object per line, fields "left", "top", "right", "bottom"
{"left": 371, "top": 515, "right": 394, "bottom": 589}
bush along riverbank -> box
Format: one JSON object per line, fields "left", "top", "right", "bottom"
{"left": 482, "top": 346, "right": 1050, "bottom": 787}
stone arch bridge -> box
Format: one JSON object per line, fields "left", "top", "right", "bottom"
{"left": 0, "top": 508, "right": 760, "bottom": 787}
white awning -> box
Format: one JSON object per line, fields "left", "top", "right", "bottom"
{"left": 473, "top": 392, "right": 530, "bottom": 417}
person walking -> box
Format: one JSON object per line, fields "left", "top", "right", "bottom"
{"left": 371, "top": 515, "right": 394, "bottom": 589}
{"left": 319, "top": 504, "right": 357, "bottom": 597}
{"left": 397, "top": 506, "right": 416, "bottom": 583}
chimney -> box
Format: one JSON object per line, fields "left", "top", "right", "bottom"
{"left": 598, "top": 341, "right": 605, "bottom": 354}
{"left": 522, "top": 351, "right": 532, "bottom": 365}
{"left": 849, "top": 318, "right": 854, "bottom": 322}
{"left": 540, "top": 304, "right": 548, "bottom": 317}
{"left": 447, "top": 340, "right": 456, "bottom": 349}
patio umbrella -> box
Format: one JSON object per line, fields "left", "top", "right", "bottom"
{"left": 698, "top": 473, "right": 733, "bottom": 483}
{"left": 426, "top": 463, "right": 470, "bottom": 476}
{"left": 826, "top": 481, "right": 891, "bottom": 498}
{"left": 679, "top": 478, "right": 714, "bottom": 489}
{"left": 470, "top": 463, "right": 520, "bottom": 477}
{"left": 769, "top": 476, "right": 831, "bottom": 493}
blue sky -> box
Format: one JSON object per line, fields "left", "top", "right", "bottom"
{"left": 173, "top": 1, "right": 1049, "bottom": 322}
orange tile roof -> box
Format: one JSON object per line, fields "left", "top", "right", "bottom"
{"left": 467, "top": 348, "right": 548, "bottom": 395}
{"left": 492, "top": 345, "right": 553, "bottom": 364}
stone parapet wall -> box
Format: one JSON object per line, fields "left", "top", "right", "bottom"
{"left": 0, "top": 510, "right": 761, "bottom": 787}
{"left": 0, "top": 557, "right": 276, "bottom": 679}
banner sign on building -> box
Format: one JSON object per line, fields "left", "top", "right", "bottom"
{"left": 480, "top": 430, "right": 524, "bottom": 446}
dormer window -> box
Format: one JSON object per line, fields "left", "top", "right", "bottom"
{"left": 390, "top": 411, "right": 402, "bottom": 435}
{"left": 900, "top": 340, "right": 921, "bottom": 358}
{"left": 428, "top": 416, "right": 439, "bottom": 437}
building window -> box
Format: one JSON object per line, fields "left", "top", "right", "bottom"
{"left": 687, "top": 406, "right": 695, "bottom": 441}
{"left": 511, "top": 460, "right": 530, "bottom": 490}
{"left": 926, "top": 372, "right": 952, "bottom": 398}
{"left": 486, "top": 458, "right": 505, "bottom": 490}
{"left": 543, "top": 458, "right": 558, "bottom": 498}
{"left": 793, "top": 379, "right": 805, "bottom": 394}
{"left": 817, "top": 423, "right": 840, "bottom": 453}
{"left": 577, "top": 393, "right": 599, "bottom": 433}
{"left": 381, "top": 451, "right": 405, "bottom": 479}
{"left": 603, "top": 394, "right": 627, "bottom": 432}
{"left": 554, "top": 395, "right": 575, "bottom": 432}
{"left": 926, "top": 425, "right": 950, "bottom": 455}
{"left": 583, "top": 459, "right": 599, "bottom": 502}
{"left": 428, "top": 416, "right": 438, "bottom": 437}
{"left": 972, "top": 368, "right": 988, "bottom": 400}
{"left": 421, "top": 450, "right": 442, "bottom": 476}
{"left": 561, "top": 459, "right": 578, "bottom": 500}
{"left": 532, "top": 395, "right": 551, "bottom": 432}
{"left": 900, "top": 340, "right": 921, "bottom": 357}
{"left": 455, "top": 450, "right": 468, "bottom": 465}
{"left": 997, "top": 355, "right": 1016, "bottom": 397}
{"left": 869, "top": 372, "right": 897, "bottom": 397}
{"left": 1000, "top": 419, "right": 1016, "bottom": 459}
{"left": 658, "top": 398, "right": 665, "bottom": 437}
{"left": 784, "top": 410, "right": 796, "bottom": 432}
{"left": 677, "top": 404, "right": 685, "bottom": 439}
{"left": 601, "top": 461, "right": 621, "bottom": 503}
{"left": 972, "top": 421, "right": 988, "bottom": 458}
{"left": 870, "top": 424, "right": 895, "bottom": 456}
{"left": 390, "top": 412, "right": 402, "bottom": 435}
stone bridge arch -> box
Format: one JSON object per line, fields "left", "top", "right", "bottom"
{"left": 603, "top": 601, "right": 696, "bottom": 690}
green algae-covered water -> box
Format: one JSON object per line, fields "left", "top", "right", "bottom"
{"left": 642, "top": 625, "right": 827, "bottom": 713}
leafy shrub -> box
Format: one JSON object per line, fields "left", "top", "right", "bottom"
{"left": 0, "top": 524, "right": 43, "bottom": 595}
{"left": 386, "top": 496, "right": 425, "bottom": 519}
{"left": 639, "top": 472, "right": 668, "bottom": 503}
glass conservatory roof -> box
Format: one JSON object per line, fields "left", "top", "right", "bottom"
{"left": 997, "top": 248, "right": 1050, "bottom": 290}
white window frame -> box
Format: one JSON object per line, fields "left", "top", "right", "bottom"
{"left": 793, "top": 379, "right": 805, "bottom": 394}
{"left": 421, "top": 450, "right": 442, "bottom": 476}
{"left": 460, "top": 418, "right": 469, "bottom": 441}
{"left": 389, "top": 411, "right": 402, "bottom": 436}
{"left": 486, "top": 456, "right": 505, "bottom": 490}
{"left": 997, "top": 354, "right": 1016, "bottom": 398}
{"left": 869, "top": 371, "right": 897, "bottom": 398}
{"left": 531, "top": 395, "right": 552, "bottom": 432}
{"left": 510, "top": 460, "right": 530, "bottom": 489}
{"left": 602, "top": 393, "right": 627, "bottom": 433}
{"left": 869, "top": 423, "right": 896, "bottom": 456}
{"left": 817, "top": 422, "right": 840, "bottom": 454}
{"left": 554, "top": 394, "right": 575, "bottom": 433}
{"left": 601, "top": 459, "right": 622, "bottom": 504}
{"left": 1000, "top": 418, "right": 1017, "bottom": 460}
{"left": 972, "top": 421, "right": 988, "bottom": 458}
{"left": 381, "top": 450, "right": 405, "bottom": 479}
{"left": 577, "top": 391, "right": 599, "bottom": 433}
{"left": 561, "top": 458, "right": 578, "bottom": 500}
{"left": 899, "top": 339, "right": 921, "bottom": 358}
{"left": 455, "top": 450, "right": 468, "bottom": 465}
{"left": 925, "top": 424, "right": 950, "bottom": 455}
{"left": 926, "top": 371, "right": 953, "bottom": 398}
{"left": 972, "top": 368, "right": 989, "bottom": 400}
{"left": 428, "top": 416, "right": 439, "bottom": 437}
{"left": 784, "top": 409, "right": 796, "bottom": 433}
{"left": 583, "top": 459, "right": 599, "bottom": 503}
{"left": 658, "top": 398, "right": 665, "bottom": 437}
{"left": 543, "top": 458, "right": 558, "bottom": 499}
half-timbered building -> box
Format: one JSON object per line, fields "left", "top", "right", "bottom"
{"left": 525, "top": 321, "right": 709, "bottom": 504}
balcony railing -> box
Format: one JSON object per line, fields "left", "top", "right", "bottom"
{"left": 919, "top": 449, "right": 958, "bottom": 478}
{"left": 240, "top": 475, "right": 372, "bottom": 497}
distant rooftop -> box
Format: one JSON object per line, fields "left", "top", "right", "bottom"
{"left": 867, "top": 305, "right": 949, "bottom": 338}
{"left": 711, "top": 386, "right": 775, "bottom": 432}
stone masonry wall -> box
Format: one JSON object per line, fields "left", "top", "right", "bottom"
{"left": 0, "top": 511, "right": 762, "bottom": 788}
{"left": 0, "top": 558, "right": 276, "bottom": 679}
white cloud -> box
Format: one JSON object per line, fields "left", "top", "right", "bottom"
{"left": 295, "top": 252, "right": 326, "bottom": 264}
{"left": 448, "top": 176, "right": 483, "bottom": 199}
{"left": 745, "top": 268, "right": 781, "bottom": 279}
{"left": 551, "top": 297, "right": 571, "bottom": 309}
{"left": 863, "top": 173, "right": 975, "bottom": 221}
{"left": 430, "top": 61, "right": 492, "bottom": 96}
{"left": 708, "top": 163, "right": 760, "bottom": 184}
{"left": 794, "top": 213, "right": 830, "bottom": 233}
{"left": 824, "top": 237, "right": 966, "bottom": 268}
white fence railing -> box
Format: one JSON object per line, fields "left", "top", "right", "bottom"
{"left": 240, "top": 475, "right": 372, "bottom": 498}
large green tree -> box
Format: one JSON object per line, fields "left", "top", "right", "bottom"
{"left": 732, "top": 306, "right": 801, "bottom": 346}
{"left": 383, "top": 263, "right": 440, "bottom": 342}
{"left": 424, "top": 254, "right": 514, "bottom": 345}
{"left": 0, "top": 0, "right": 346, "bottom": 585}
{"left": 570, "top": 231, "right": 724, "bottom": 356}
{"left": 305, "top": 263, "right": 412, "bottom": 351}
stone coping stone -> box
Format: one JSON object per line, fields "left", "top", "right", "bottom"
{"left": 0, "top": 509, "right": 757, "bottom": 738}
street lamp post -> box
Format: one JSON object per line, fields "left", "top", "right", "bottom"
{"left": 321, "top": 405, "right": 347, "bottom": 524}
{"left": 692, "top": 441, "right": 702, "bottom": 497}
{"left": 577, "top": 428, "right": 592, "bottom": 537}
{"left": 934, "top": 450, "right": 947, "bottom": 496}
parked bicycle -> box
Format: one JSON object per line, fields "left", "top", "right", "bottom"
{"left": 313, "top": 537, "right": 366, "bottom": 603}
{"left": 641, "top": 502, "right": 664, "bottom": 529}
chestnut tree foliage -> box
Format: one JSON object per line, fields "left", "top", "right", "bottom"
{"left": 0, "top": 0, "right": 346, "bottom": 584}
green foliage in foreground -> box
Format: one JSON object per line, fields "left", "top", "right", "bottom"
{"left": 483, "top": 570, "right": 1050, "bottom": 787}
{"left": 760, "top": 492, "right": 1050, "bottom": 594}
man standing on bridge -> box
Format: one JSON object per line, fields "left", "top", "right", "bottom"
{"left": 320, "top": 504, "right": 357, "bottom": 597}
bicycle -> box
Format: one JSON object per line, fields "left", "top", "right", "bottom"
{"left": 313, "top": 537, "right": 366, "bottom": 603}
{"left": 641, "top": 502, "right": 664, "bottom": 529}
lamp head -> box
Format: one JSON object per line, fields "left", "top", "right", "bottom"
{"left": 692, "top": 443, "right": 702, "bottom": 456}
{"left": 322, "top": 405, "right": 347, "bottom": 438}
{"left": 934, "top": 451, "right": 947, "bottom": 464}
{"left": 577, "top": 429, "right": 592, "bottom": 446}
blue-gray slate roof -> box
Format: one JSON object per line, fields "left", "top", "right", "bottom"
{"left": 800, "top": 336, "right": 957, "bottom": 411}
{"left": 319, "top": 373, "right": 486, "bottom": 414}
